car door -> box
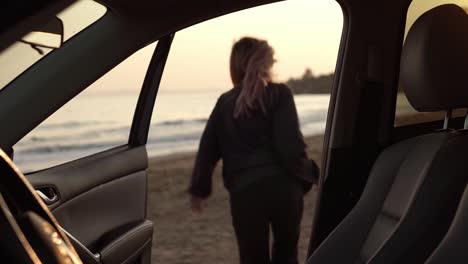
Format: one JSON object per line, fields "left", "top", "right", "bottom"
{"left": 23, "top": 35, "right": 173, "bottom": 264}
{"left": 0, "top": 11, "right": 174, "bottom": 260}
{"left": 22, "top": 36, "right": 172, "bottom": 263}
{"left": 22, "top": 35, "right": 172, "bottom": 264}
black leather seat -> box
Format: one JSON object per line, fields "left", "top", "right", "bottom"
{"left": 307, "top": 4, "right": 468, "bottom": 264}
{"left": 425, "top": 185, "right": 468, "bottom": 264}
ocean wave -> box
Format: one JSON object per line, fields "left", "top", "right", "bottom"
{"left": 299, "top": 111, "right": 328, "bottom": 125}
{"left": 17, "top": 142, "right": 118, "bottom": 155}
{"left": 147, "top": 131, "right": 202, "bottom": 144}
{"left": 154, "top": 118, "right": 208, "bottom": 126}
{"left": 81, "top": 126, "right": 130, "bottom": 137}
{"left": 19, "top": 119, "right": 205, "bottom": 146}
{"left": 19, "top": 126, "right": 130, "bottom": 144}
{"left": 30, "top": 118, "right": 207, "bottom": 138}
{"left": 38, "top": 120, "right": 115, "bottom": 130}
{"left": 17, "top": 110, "right": 327, "bottom": 157}
{"left": 18, "top": 128, "right": 204, "bottom": 156}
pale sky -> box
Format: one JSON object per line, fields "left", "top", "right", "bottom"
{"left": 89, "top": 0, "right": 344, "bottom": 93}
{"left": 1, "top": 0, "right": 467, "bottom": 93}
{"left": 85, "top": 0, "right": 468, "bottom": 93}
{"left": 161, "top": 0, "right": 343, "bottom": 91}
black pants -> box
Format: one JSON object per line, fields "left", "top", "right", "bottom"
{"left": 229, "top": 175, "right": 304, "bottom": 264}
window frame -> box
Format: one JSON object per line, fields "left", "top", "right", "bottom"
{"left": 11, "top": 35, "right": 175, "bottom": 173}
{"left": 0, "top": 0, "right": 109, "bottom": 93}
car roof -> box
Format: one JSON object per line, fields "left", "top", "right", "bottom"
{"left": 100, "top": 0, "right": 280, "bottom": 18}
{"left": 0, "top": 0, "right": 282, "bottom": 53}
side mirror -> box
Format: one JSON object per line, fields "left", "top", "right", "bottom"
{"left": 20, "top": 16, "right": 64, "bottom": 54}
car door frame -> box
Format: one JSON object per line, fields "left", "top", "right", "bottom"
{"left": 20, "top": 34, "right": 174, "bottom": 264}
{"left": 307, "top": 0, "right": 415, "bottom": 257}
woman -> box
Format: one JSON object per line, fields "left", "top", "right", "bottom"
{"left": 189, "top": 37, "right": 318, "bottom": 264}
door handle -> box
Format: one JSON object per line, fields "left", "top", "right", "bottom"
{"left": 36, "top": 187, "right": 59, "bottom": 205}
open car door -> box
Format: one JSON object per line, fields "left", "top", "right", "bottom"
{"left": 0, "top": 30, "right": 173, "bottom": 263}
{"left": 25, "top": 35, "right": 173, "bottom": 264}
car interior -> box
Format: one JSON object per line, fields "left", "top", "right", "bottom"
{"left": 307, "top": 4, "right": 468, "bottom": 263}
{"left": 1, "top": 0, "right": 468, "bottom": 263}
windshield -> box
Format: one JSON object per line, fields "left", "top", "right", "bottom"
{"left": 0, "top": 0, "right": 107, "bottom": 89}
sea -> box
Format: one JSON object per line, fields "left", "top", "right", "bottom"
{"left": 13, "top": 91, "right": 330, "bottom": 172}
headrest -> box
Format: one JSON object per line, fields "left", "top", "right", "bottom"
{"left": 400, "top": 4, "right": 468, "bottom": 112}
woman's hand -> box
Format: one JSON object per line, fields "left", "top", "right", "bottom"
{"left": 191, "top": 196, "right": 205, "bottom": 214}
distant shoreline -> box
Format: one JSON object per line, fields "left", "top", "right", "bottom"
{"left": 287, "top": 70, "right": 334, "bottom": 94}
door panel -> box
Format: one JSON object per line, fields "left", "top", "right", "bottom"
{"left": 27, "top": 146, "right": 147, "bottom": 209}
{"left": 53, "top": 171, "right": 146, "bottom": 248}
{"left": 17, "top": 35, "right": 175, "bottom": 264}
{"left": 27, "top": 146, "right": 151, "bottom": 263}
{"left": 100, "top": 220, "right": 153, "bottom": 264}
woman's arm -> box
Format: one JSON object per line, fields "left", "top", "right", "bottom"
{"left": 188, "top": 98, "right": 222, "bottom": 199}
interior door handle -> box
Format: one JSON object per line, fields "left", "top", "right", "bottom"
{"left": 36, "top": 188, "right": 58, "bottom": 205}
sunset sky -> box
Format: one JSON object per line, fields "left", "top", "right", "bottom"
{"left": 1, "top": 0, "right": 467, "bottom": 93}
{"left": 93, "top": 0, "right": 344, "bottom": 93}
{"left": 82, "top": 0, "right": 468, "bottom": 93}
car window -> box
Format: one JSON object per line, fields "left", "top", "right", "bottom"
{"left": 0, "top": 0, "right": 107, "bottom": 89}
{"left": 13, "top": 42, "right": 157, "bottom": 172}
{"left": 395, "top": 0, "right": 467, "bottom": 127}
{"left": 146, "top": 0, "right": 343, "bottom": 262}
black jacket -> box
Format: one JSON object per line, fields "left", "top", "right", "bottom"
{"left": 189, "top": 83, "right": 318, "bottom": 198}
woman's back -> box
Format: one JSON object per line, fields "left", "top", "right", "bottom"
{"left": 189, "top": 37, "right": 318, "bottom": 264}
{"left": 217, "top": 83, "right": 280, "bottom": 155}
{"left": 192, "top": 82, "right": 309, "bottom": 195}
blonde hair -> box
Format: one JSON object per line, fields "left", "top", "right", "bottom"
{"left": 230, "top": 37, "right": 275, "bottom": 118}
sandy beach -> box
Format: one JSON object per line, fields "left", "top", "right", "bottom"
{"left": 146, "top": 112, "right": 446, "bottom": 264}
{"left": 147, "top": 134, "right": 324, "bottom": 264}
